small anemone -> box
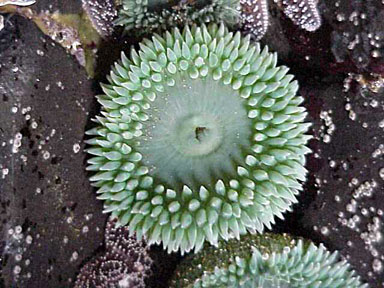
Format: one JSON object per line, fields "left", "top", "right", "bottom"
{"left": 74, "top": 219, "right": 153, "bottom": 288}
{"left": 239, "top": 0, "right": 322, "bottom": 41}
{"left": 86, "top": 23, "right": 311, "bottom": 254}
{"left": 280, "top": 0, "right": 321, "bottom": 32}
{"left": 114, "top": 0, "right": 240, "bottom": 35}
{"left": 82, "top": 0, "right": 117, "bottom": 37}
{"left": 170, "top": 233, "right": 368, "bottom": 288}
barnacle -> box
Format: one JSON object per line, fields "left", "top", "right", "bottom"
{"left": 115, "top": 0, "right": 240, "bottom": 34}
{"left": 75, "top": 219, "right": 153, "bottom": 288}
{"left": 170, "top": 233, "right": 368, "bottom": 287}
{"left": 326, "top": 0, "right": 384, "bottom": 71}
{"left": 240, "top": 0, "right": 322, "bottom": 41}
{"left": 86, "top": 23, "right": 311, "bottom": 254}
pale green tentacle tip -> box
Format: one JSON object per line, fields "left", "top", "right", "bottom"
{"left": 115, "top": 0, "right": 241, "bottom": 34}
{"left": 86, "top": 23, "right": 311, "bottom": 254}
{"left": 170, "top": 233, "right": 369, "bottom": 288}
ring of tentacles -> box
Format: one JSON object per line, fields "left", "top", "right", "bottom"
{"left": 86, "top": 23, "right": 311, "bottom": 254}
{"left": 170, "top": 233, "right": 368, "bottom": 287}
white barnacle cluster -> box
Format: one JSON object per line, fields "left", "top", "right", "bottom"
{"left": 319, "top": 110, "right": 335, "bottom": 144}
{"left": 330, "top": 0, "right": 383, "bottom": 69}
{"left": 336, "top": 178, "right": 384, "bottom": 278}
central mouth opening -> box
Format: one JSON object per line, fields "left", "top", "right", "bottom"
{"left": 174, "top": 114, "right": 223, "bottom": 156}
{"left": 195, "top": 126, "right": 207, "bottom": 142}
{"left": 138, "top": 77, "right": 252, "bottom": 187}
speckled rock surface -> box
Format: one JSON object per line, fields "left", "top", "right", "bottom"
{"left": 273, "top": 76, "right": 384, "bottom": 287}
{"left": 32, "top": 0, "right": 82, "bottom": 14}
{"left": 259, "top": 0, "right": 384, "bottom": 75}
{"left": 315, "top": 79, "right": 384, "bottom": 285}
{"left": 0, "top": 15, "right": 107, "bottom": 287}
{"left": 1, "top": 0, "right": 384, "bottom": 288}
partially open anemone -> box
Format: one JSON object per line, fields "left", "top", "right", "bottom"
{"left": 86, "top": 23, "right": 311, "bottom": 254}
{"left": 82, "top": 0, "right": 117, "bottom": 38}
{"left": 239, "top": 0, "right": 322, "bottom": 41}
{"left": 115, "top": 0, "right": 240, "bottom": 34}
{"left": 170, "top": 233, "right": 368, "bottom": 288}
{"left": 75, "top": 219, "right": 153, "bottom": 288}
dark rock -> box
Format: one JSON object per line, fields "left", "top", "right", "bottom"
{"left": 274, "top": 78, "right": 384, "bottom": 287}
{"left": 323, "top": 0, "right": 384, "bottom": 74}
{"left": 32, "top": 0, "right": 82, "bottom": 14}
{"left": 0, "top": 15, "right": 107, "bottom": 287}
{"left": 260, "top": 0, "right": 384, "bottom": 75}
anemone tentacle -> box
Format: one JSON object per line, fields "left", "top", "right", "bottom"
{"left": 170, "top": 233, "right": 368, "bottom": 288}
{"left": 115, "top": 0, "right": 241, "bottom": 34}
{"left": 86, "top": 23, "right": 311, "bottom": 254}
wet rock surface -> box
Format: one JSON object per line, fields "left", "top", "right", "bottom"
{"left": 274, "top": 77, "right": 384, "bottom": 287}
{"left": 261, "top": 0, "right": 384, "bottom": 75}
{"left": 0, "top": 15, "right": 106, "bottom": 287}
{"left": 304, "top": 80, "right": 384, "bottom": 286}
{"left": 0, "top": 0, "right": 384, "bottom": 287}
{"left": 32, "top": 0, "right": 82, "bottom": 14}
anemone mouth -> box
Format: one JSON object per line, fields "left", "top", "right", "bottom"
{"left": 86, "top": 23, "right": 312, "bottom": 254}
{"left": 138, "top": 75, "right": 252, "bottom": 188}
{"left": 170, "top": 233, "right": 368, "bottom": 288}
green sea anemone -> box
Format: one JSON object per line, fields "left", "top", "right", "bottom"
{"left": 115, "top": 0, "right": 240, "bottom": 34}
{"left": 86, "top": 23, "right": 311, "bottom": 254}
{"left": 170, "top": 233, "right": 368, "bottom": 288}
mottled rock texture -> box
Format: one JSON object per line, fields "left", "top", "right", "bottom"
{"left": 259, "top": 0, "right": 384, "bottom": 75}
{"left": 274, "top": 77, "right": 384, "bottom": 287}
{"left": 0, "top": 15, "right": 106, "bottom": 287}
